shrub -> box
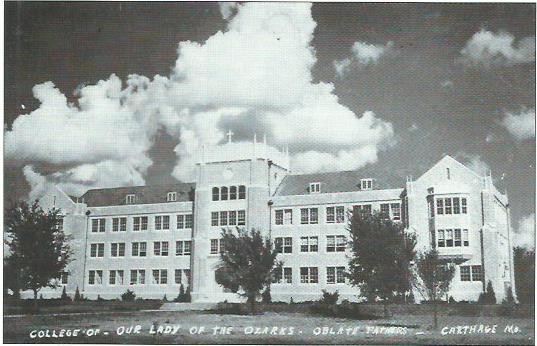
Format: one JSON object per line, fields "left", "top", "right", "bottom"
{"left": 60, "top": 286, "right": 71, "bottom": 301}
{"left": 97, "top": 294, "right": 104, "bottom": 301}
{"left": 185, "top": 286, "right": 191, "bottom": 303}
{"left": 503, "top": 287, "right": 515, "bottom": 305}
{"left": 320, "top": 290, "right": 339, "bottom": 305}
{"left": 121, "top": 289, "right": 136, "bottom": 302}
{"left": 162, "top": 294, "right": 168, "bottom": 302}
{"left": 479, "top": 281, "right": 497, "bottom": 304}
{"left": 74, "top": 287, "right": 81, "bottom": 302}
{"left": 289, "top": 297, "right": 294, "bottom": 304}
{"left": 174, "top": 284, "right": 186, "bottom": 302}
{"left": 448, "top": 296, "right": 456, "bottom": 304}
{"left": 262, "top": 287, "right": 271, "bottom": 304}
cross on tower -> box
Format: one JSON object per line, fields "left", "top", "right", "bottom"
{"left": 226, "top": 130, "right": 234, "bottom": 143}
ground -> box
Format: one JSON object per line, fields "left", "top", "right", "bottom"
{"left": 3, "top": 309, "right": 534, "bottom": 344}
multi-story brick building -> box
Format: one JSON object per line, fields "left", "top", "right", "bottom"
{"left": 32, "top": 139, "right": 516, "bottom": 303}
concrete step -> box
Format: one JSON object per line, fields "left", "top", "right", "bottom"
{"left": 158, "top": 302, "right": 217, "bottom": 311}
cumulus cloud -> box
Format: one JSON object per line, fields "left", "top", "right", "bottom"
{"left": 500, "top": 108, "right": 535, "bottom": 141}
{"left": 513, "top": 213, "right": 535, "bottom": 250}
{"left": 456, "top": 152, "right": 491, "bottom": 176}
{"left": 7, "top": 3, "right": 396, "bottom": 198}
{"left": 333, "top": 58, "right": 352, "bottom": 78}
{"left": 333, "top": 40, "right": 394, "bottom": 77}
{"left": 459, "top": 29, "right": 535, "bottom": 67}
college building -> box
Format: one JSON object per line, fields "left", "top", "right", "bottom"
{"left": 33, "top": 137, "right": 516, "bottom": 303}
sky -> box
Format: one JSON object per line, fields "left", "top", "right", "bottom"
{"left": 4, "top": 2, "right": 536, "bottom": 248}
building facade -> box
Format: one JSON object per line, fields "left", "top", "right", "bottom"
{"left": 32, "top": 139, "right": 516, "bottom": 303}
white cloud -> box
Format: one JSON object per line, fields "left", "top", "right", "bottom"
{"left": 352, "top": 41, "right": 394, "bottom": 65}
{"left": 333, "top": 58, "right": 352, "bottom": 78}
{"left": 513, "top": 213, "right": 535, "bottom": 249}
{"left": 219, "top": 2, "right": 238, "bottom": 20}
{"left": 501, "top": 108, "right": 535, "bottom": 141}
{"left": 456, "top": 152, "right": 491, "bottom": 176}
{"left": 459, "top": 29, "right": 535, "bottom": 67}
{"left": 7, "top": 3, "right": 396, "bottom": 198}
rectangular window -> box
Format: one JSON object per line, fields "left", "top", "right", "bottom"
{"left": 220, "top": 186, "right": 228, "bottom": 201}
{"left": 130, "top": 269, "right": 145, "bottom": 285}
{"left": 463, "top": 229, "right": 469, "bottom": 246}
{"left": 95, "top": 270, "right": 103, "bottom": 284}
{"left": 446, "top": 229, "right": 454, "bottom": 247}
{"left": 336, "top": 206, "right": 345, "bottom": 223}
{"left": 220, "top": 211, "right": 228, "bottom": 226}
{"left": 152, "top": 269, "right": 168, "bottom": 284}
{"left": 109, "top": 270, "right": 124, "bottom": 285}
{"left": 155, "top": 215, "right": 169, "bottom": 230}
{"left": 211, "top": 212, "right": 219, "bottom": 226}
{"left": 272, "top": 267, "right": 283, "bottom": 283}
{"left": 133, "top": 216, "right": 148, "bottom": 231}
{"left": 229, "top": 211, "right": 237, "bottom": 226}
{"left": 185, "top": 214, "right": 193, "bottom": 228}
{"left": 336, "top": 235, "right": 346, "bottom": 252}
{"left": 284, "top": 209, "right": 292, "bottom": 224}
{"left": 471, "top": 265, "right": 483, "bottom": 282}
{"left": 167, "top": 192, "right": 177, "bottom": 202}
{"left": 454, "top": 229, "right": 462, "bottom": 247}
{"left": 91, "top": 243, "right": 105, "bottom": 257}
{"left": 444, "top": 198, "right": 452, "bottom": 214}
{"left": 212, "top": 187, "right": 219, "bottom": 201}
{"left": 177, "top": 215, "right": 184, "bottom": 229}
{"left": 310, "top": 208, "right": 319, "bottom": 224}
{"left": 326, "top": 207, "right": 335, "bottom": 223}
{"left": 229, "top": 186, "right": 237, "bottom": 200}
{"left": 88, "top": 270, "right": 96, "bottom": 285}
{"left": 275, "top": 210, "right": 284, "bottom": 225}
{"left": 111, "top": 243, "right": 125, "bottom": 257}
{"left": 301, "top": 208, "right": 308, "bottom": 224}
{"left": 300, "top": 236, "right": 318, "bottom": 252}
{"left": 237, "top": 210, "right": 246, "bottom": 225}
{"left": 113, "top": 218, "right": 119, "bottom": 232}
{"left": 176, "top": 240, "right": 191, "bottom": 256}
{"left": 436, "top": 199, "right": 444, "bottom": 215}
{"left": 437, "top": 230, "right": 445, "bottom": 247}
{"left": 391, "top": 203, "right": 401, "bottom": 221}
{"left": 154, "top": 242, "right": 169, "bottom": 256}
{"left": 132, "top": 242, "right": 147, "bottom": 257}
{"left": 175, "top": 269, "right": 182, "bottom": 284}
{"left": 91, "top": 218, "right": 106, "bottom": 233}
{"left": 380, "top": 203, "right": 390, "bottom": 218}
{"left": 238, "top": 185, "right": 246, "bottom": 199}
{"left": 460, "top": 266, "right": 471, "bottom": 281}
{"left": 327, "top": 267, "right": 336, "bottom": 284}
{"left": 274, "top": 237, "right": 292, "bottom": 253}
{"left": 126, "top": 194, "right": 136, "bottom": 204}
{"left": 300, "top": 208, "right": 318, "bottom": 224}
{"left": 462, "top": 198, "right": 467, "bottom": 214}
{"left": 355, "top": 204, "right": 372, "bottom": 217}
{"left": 300, "top": 267, "right": 318, "bottom": 283}
{"left": 326, "top": 236, "right": 336, "bottom": 252}
{"left": 336, "top": 267, "right": 345, "bottom": 283}
{"left": 283, "top": 267, "right": 292, "bottom": 283}
{"left": 309, "top": 182, "right": 321, "bottom": 193}
{"left": 453, "top": 198, "right": 460, "bottom": 214}
{"left": 163, "top": 215, "right": 170, "bottom": 230}
{"left": 210, "top": 239, "right": 219, "bottom": 255}
{"left": 60, "top": 272, "right": 68, "bottom": 285}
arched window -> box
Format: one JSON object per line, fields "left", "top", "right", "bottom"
{"left": 238, "top": 185, "right": 246, "bottom": 199}
{"left": 229, "top": 186, "right": 237, "bottom": 200}
{"left": 212, "top": 187, "right": 219, "bottom": 201}
{"left": 221, "top": 186, "right": 228, "bottom": 200}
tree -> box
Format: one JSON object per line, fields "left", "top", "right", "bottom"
{"left": 479, "top": 280, "right": 496, "bottom": 304}
{"left": 74, "top": 286, "right": 82, "bottom": 302}
{"left": 4, "top": 256, "right": 22, "bottom": 300}
{"left": 215, "top": 228, "right": 281, "bottom": 314}
{"left": 514, "top": 246, "right": 534, "bottom": 305}
{"left": 413, "top": 249, "right": 456, "bottom": 329}
{"left": 348, "top": 210, "right": 416, "bottom": 316}
{"left": 4, "top": 200, "right": 72, "bottom": 311}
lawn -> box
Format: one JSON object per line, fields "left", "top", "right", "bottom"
{"left": 3, "top": 308, "right": 534, "bottom": 344}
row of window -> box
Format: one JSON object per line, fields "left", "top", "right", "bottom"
{"left": 211, "top": 210, "right": 246, "bottom": 226}
{"left": 460, "top": 265, "right": 482, "bottom": 282}
{"left": 91, "top": 214, "right": 193, "bottom": 233}
{"left": 272, "top": 266, "right": 346, "bottom": 284}
{"left": 273, "top": 235, "right": 347, "bottom": 254}
{"left": 437, "top": 229, "right": 470, "bottom": 248}
{"left": 88, "top": 269, "right": 191, "bottom": 286}
{"left": 436, "top": 197, "right": 467, "bottom": 215}
{"left": 308, "top": 179, "right": 373, "bottom": 194}
{"left": 212, "top": 186, "right": 247, "bottom": 201}
{"left": 274, "top": 203, "right": 401, "bottom": 226}
{"left": 90, "top": 240, "right": 192, "bottom": 258}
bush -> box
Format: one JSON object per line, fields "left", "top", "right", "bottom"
{"left": 121, "top": 289, "right": 136, "bottom": 302}
{"left": 320, "top": 290, "right": 339, "bottom": 305}
{"left": 503, "top": 287, "right": 515, "bottom": 305}
{"left": 74, "top": 287, "right": 81, "bottom": 302}
{"left": 162, "top": 294, "right": 168, "bottom": 302}
{"left": 185, "top": 286, "right": 191, "bottom": 303}
{"left": 60, "top": 286, "right": 71, "bottom": 301}
{"left": 448, "top": 296, "right": 456, "bottom": 304}
{"left": 478, "top": 281, "right": 497, "bottom": 304}
{"left": 262, "top": 287, "right": 271, "bottom": 304}
{"left": 174, "top": 284, "right": 186, "bottom": 302}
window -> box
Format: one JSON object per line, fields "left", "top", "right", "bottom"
{"left": 354, "top": 204, "right": 372, "bottom": 216}
{"left": 167, "top": 192, "right": 177, "bottom": 202}
{"left": 213, "top": 210, "right": 245, "bottom": 226}
{"left": 272, "top": 267, "right": 283, "bottom": 283}
{"left": 90, "top": 243, "right": 105, "bottom": 257}
{"left": 461, "top": 198, "right": 467, "bottom": 214}
{"left": 444, "top": 198, "right": 452, "bottom": 214}
{"left": 185, "top": 214, "right": 193, "bottom": 229}
{"left": 152, "top": 269, "right": 168, "bottom": 284}
{"left": 220, "top": 211, "right": 228, "bottom": 226}
{"left": 176, "top": 240, "right": 191, "bottom": 256}
{"left": 175, "top": 269, "right": 182, "bottom": 284}
{"left": 326, "top": 235, "right": 346, "bottom": 252}
{"left": 230, "top": 186, "right": 237, "bottom": 200}
{"left": 300, "top": 208, "right": 318, "bottom": 224}
{"left": 437, "top": 230, "right": 445, "bottom": 247}
{"left": 111, "top": 243, "right": 125, "bottom": 257}
{"left": 211, "top": 212, "right": 219, "bottom": 226}
{"left": 273, "top": 267, "right": 292, "bottom": 284}
{"left": 212, "top": 187, "right": 219, "bottom": 201}
{"left": 391, "top": 203, "right": 401, "bottom": 221}
{"left": 155, "top": 215, "right": 170, "bottom": 230}
{"left": 446, "top": 229, "right": 453, "bottom": 247}
{"left": 210, "top": 239, "right": 224, "bottom": 255}
{"left": 446, "top": 168, "right": 451, "bottom": 180}
{"left": 436, "top": 199, "right": 444, "bottom": 215}
{"left": 91, "top": 218, "right": 106, "bottom": 233}
{"left": 130, "top": 269, "right": 145, "bottom": 285}
{"left": 300, "top": 267, "right": 318, "bottom": 283}
{"left": 154, "top": 242, "right": 169, "bottom": 256}
{"left": 229, "top": 211, "right": 236, "bottom": 225}
{"left": 380, "top": 203, "right": 390, "bottom": 218}
{"left": 275, "top": 209, "right": 293, "bottom": 225}
{"left": 126, "top": 194, "right": 136, "bottom": 204}
{"left": 88, "top": 270, "right": 102, "bottom": 285}
{"left": 454, "top": 229, "right": 461, "bottom": 247}
{"left": 221, "top": 186, "right": 228, "bottom": 200}
{"left": 460, "top": 266, "right": 471, "bottom": 281}
{"left": 309, "top": 182, "right": 321, "bottom": 193}
{"left": 238, "top": 185, "right": 246, "bottom": 199}
{"left": 133, "top": 216, "right": 148, "bottom": 231}
{"left": 471, "top": 265, "right": 483, "bottom": 282}
{"left": 327, "top": 266, "right": 346, "bottom": 284}
{"left": 60, "top": 272, "right": 68, "bottom": 285}
{"left": 109, "top": 270, "right": 124, "bottom": 285}
{"left": 360, "top": 178, "right": 373, "bottom": 190}
{"left": 274, "top": 237, "right": 292, "bottom": 254}
{"left": 237, "top": 210, "right": 246, "bottom": 225}
{"left": 326, "top": 206, "right": 345, "bottom": 223}
{"left": 132, "top": 242, "right": 147, "bottom": 257}
{"left": 453, "top": 198, "right": 460, "bottom": 214}
{"left": 463, "top": 229, "right": 469, "bottom": 246}
{"left": 300, "top": 236, "right": 318, "bottom": 252}
{"left": 112, "top": 217, "right": 127, "bottom": 232}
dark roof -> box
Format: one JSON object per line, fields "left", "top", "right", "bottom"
{"left": 274, "top": 168, "right": 404, "bottom": 196}
{"left": 81, "top": 183, "right": 196, "bottom": 207}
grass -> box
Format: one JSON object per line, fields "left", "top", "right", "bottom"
{"left": 3, "top": 306, "right": 534, "bottom": 344}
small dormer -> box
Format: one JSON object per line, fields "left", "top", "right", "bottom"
{"left": 125, "top": 194, "right": 136, "bottom": 205}
{"left": 360, "top": 178, "right": 373, "bottom": 190}
{"left": 309, "top": 182, "right": 321, "bottom": 194}
{"left": 167, "top": 191, "right": 177, "bottom": 202}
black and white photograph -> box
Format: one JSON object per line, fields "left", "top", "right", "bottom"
{"left": 3, "top": 1, "right": 536, "bottom": 344}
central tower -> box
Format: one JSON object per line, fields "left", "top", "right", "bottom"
{"left": 190, "top": 137, "right": 290, "bottom": 302}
